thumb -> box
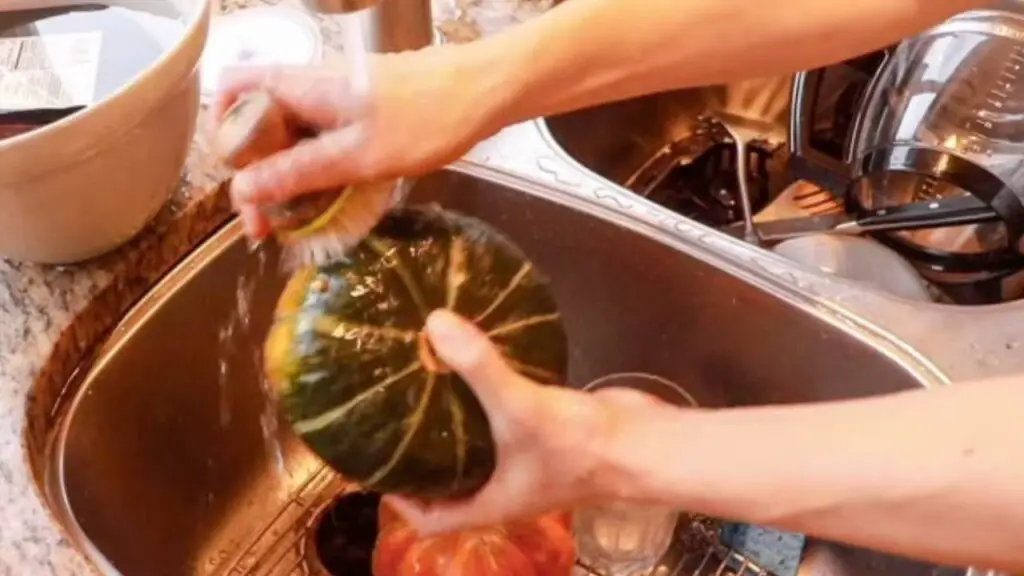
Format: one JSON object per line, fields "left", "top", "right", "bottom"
{"left": 425, "top": 309, "right": 530, "bottom": 415}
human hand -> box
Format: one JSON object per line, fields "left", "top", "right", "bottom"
{"left": 383, "top": 309, "right": 663, "bottom": 537}
{"left": 209, "top": 45, "right": 506, "bottom": 239}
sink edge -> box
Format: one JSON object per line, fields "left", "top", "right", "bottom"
{"left": 447, "top": 159, "right": 949, "bottom": 393}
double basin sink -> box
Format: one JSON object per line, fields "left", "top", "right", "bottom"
{"left": 35, "top": 81, "right": 992, "bottom": 575}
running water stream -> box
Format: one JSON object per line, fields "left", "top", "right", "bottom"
{"left": 196, "top": 73, "right": 289, "bottom": 475}
{"left": 215, "top": 243, "right": 286, "bottom": 476}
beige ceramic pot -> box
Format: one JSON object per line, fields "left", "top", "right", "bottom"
{"left": 0, "top": 0, "right": 211, "bottom": 264}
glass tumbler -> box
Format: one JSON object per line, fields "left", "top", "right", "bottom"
{"left": 573, "top": 372, "right": 696, "bottom": 575}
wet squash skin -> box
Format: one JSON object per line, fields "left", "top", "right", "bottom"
{"left": 264, "top": 206, "right": 568, "bottom": 499}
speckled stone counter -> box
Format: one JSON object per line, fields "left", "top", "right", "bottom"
{"left": 0, "top": 0, "right": 553, "bottom": 573}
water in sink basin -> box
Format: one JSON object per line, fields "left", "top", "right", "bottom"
{"left": 41, "top": 169, "right": 953, "bottom": 575}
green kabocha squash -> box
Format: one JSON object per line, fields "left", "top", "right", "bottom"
{"left": 264, "top": 205, "right": 569, "bottom": 499}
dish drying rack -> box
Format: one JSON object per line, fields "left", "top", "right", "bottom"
{"left": 574, "top": 531, "right": 775, "bottom": 576}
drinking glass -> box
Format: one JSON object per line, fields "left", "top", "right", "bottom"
{"left": 573, "top": 372, "right": 696, "bottom": 575}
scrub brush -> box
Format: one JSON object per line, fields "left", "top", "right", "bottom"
{"left": 212, "top": 22, "right": 405, "bottom": 270}
{"left": 213, "top": 90, "right": 404, "bottom": 270}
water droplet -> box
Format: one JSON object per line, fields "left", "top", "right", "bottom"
{"left": 216, "top": 321, "right": 234, "bottom": 429}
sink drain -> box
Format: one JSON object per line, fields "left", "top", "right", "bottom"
{"left": 308, "top": 491, "right": 382, "bottom": 576}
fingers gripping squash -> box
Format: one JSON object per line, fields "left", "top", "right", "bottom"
{"left": 264, "top": 206, "right": 569, "bottom": 499}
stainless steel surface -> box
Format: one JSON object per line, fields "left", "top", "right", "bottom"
{"left": 44, "top": 166, "right": 966, "bottom": 575}
{"left": 742, "top": 212, "right": 867, "bottom": 241}
{"left": 707, "top": 112, "right": 787, "bottom": 246}
{"left": 302, "top": 0, "right": 433, "bottom": 53}
{"left": 302, "top": 0, "right": 376, "bottom": 12}
{"left": 533, "top": 80, "right": 1024, "bottom": 381}
{"left": 541, "top": 83, "right": 794, "bottom": 211}
{"left": 372, "top": 0, "right": 433, "bottom": 52}
{"left": 731, "top": 207, "right": 1004, "bottom": 243}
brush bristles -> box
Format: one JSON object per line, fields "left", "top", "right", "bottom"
{"left": 279, "top": 178, "right": 407, "bottom": 270}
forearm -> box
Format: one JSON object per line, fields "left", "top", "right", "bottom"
{"left": 598, "top": 377, "right": 1024, "bottom": 572}
{"left": 459, "top": 0, "right": 984, "bottom": 125}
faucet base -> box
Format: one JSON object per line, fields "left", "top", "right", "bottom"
{"left": 304, "top": 0, "right": 434, "bottom": 54}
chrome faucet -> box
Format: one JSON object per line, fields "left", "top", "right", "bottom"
{"left": 301, "top": 0, "right": 434, "bottom": 54}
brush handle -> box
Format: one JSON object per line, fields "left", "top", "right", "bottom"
{"left": 213, "top": 90, "right": 344, "bottom": 234}
{"left": 213, "top": 90, "right": 294, "bottom": 169}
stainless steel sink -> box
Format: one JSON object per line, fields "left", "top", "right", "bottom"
{"left": 532, "top": 78, "right": 1024, "bottom": 383}
{"left": 42, "top": 168, "right": 969, "bottom": 575}
{"left": 540, "top": 79, "right": 794, "bottom": 208}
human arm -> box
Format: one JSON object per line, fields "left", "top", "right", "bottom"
{"left": 466, "top": 0, "right": 989, "bottom": 125}
{"left": 601, "top": 376, "right": 1024, "bottom": 573}
{"left": 212, "top": 0, "right": 987, "bottom": 233}
{"left": 390, "top": 310, "right": 1024, "bottom": 573}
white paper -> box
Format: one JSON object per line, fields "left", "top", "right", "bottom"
{"left": 0, "top": 31, "right": 102, "bottom": 110}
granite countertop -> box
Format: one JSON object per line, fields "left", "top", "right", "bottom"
{"left": 0, "top": 0, "right": 553, "bottom": 573}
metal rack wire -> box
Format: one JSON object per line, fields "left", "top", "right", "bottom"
{"left": 214, "top": 464, "right": 345, "bottom": 575}
{"left": 212, "top": 463, "right": 775, "bottom": 576}
{"left": 575, "top": 541, "right": 773, "bottom": 576}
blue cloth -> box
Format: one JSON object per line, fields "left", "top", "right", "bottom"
{"left": 720, "top": 523, "right": 806, "bottom": 576}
